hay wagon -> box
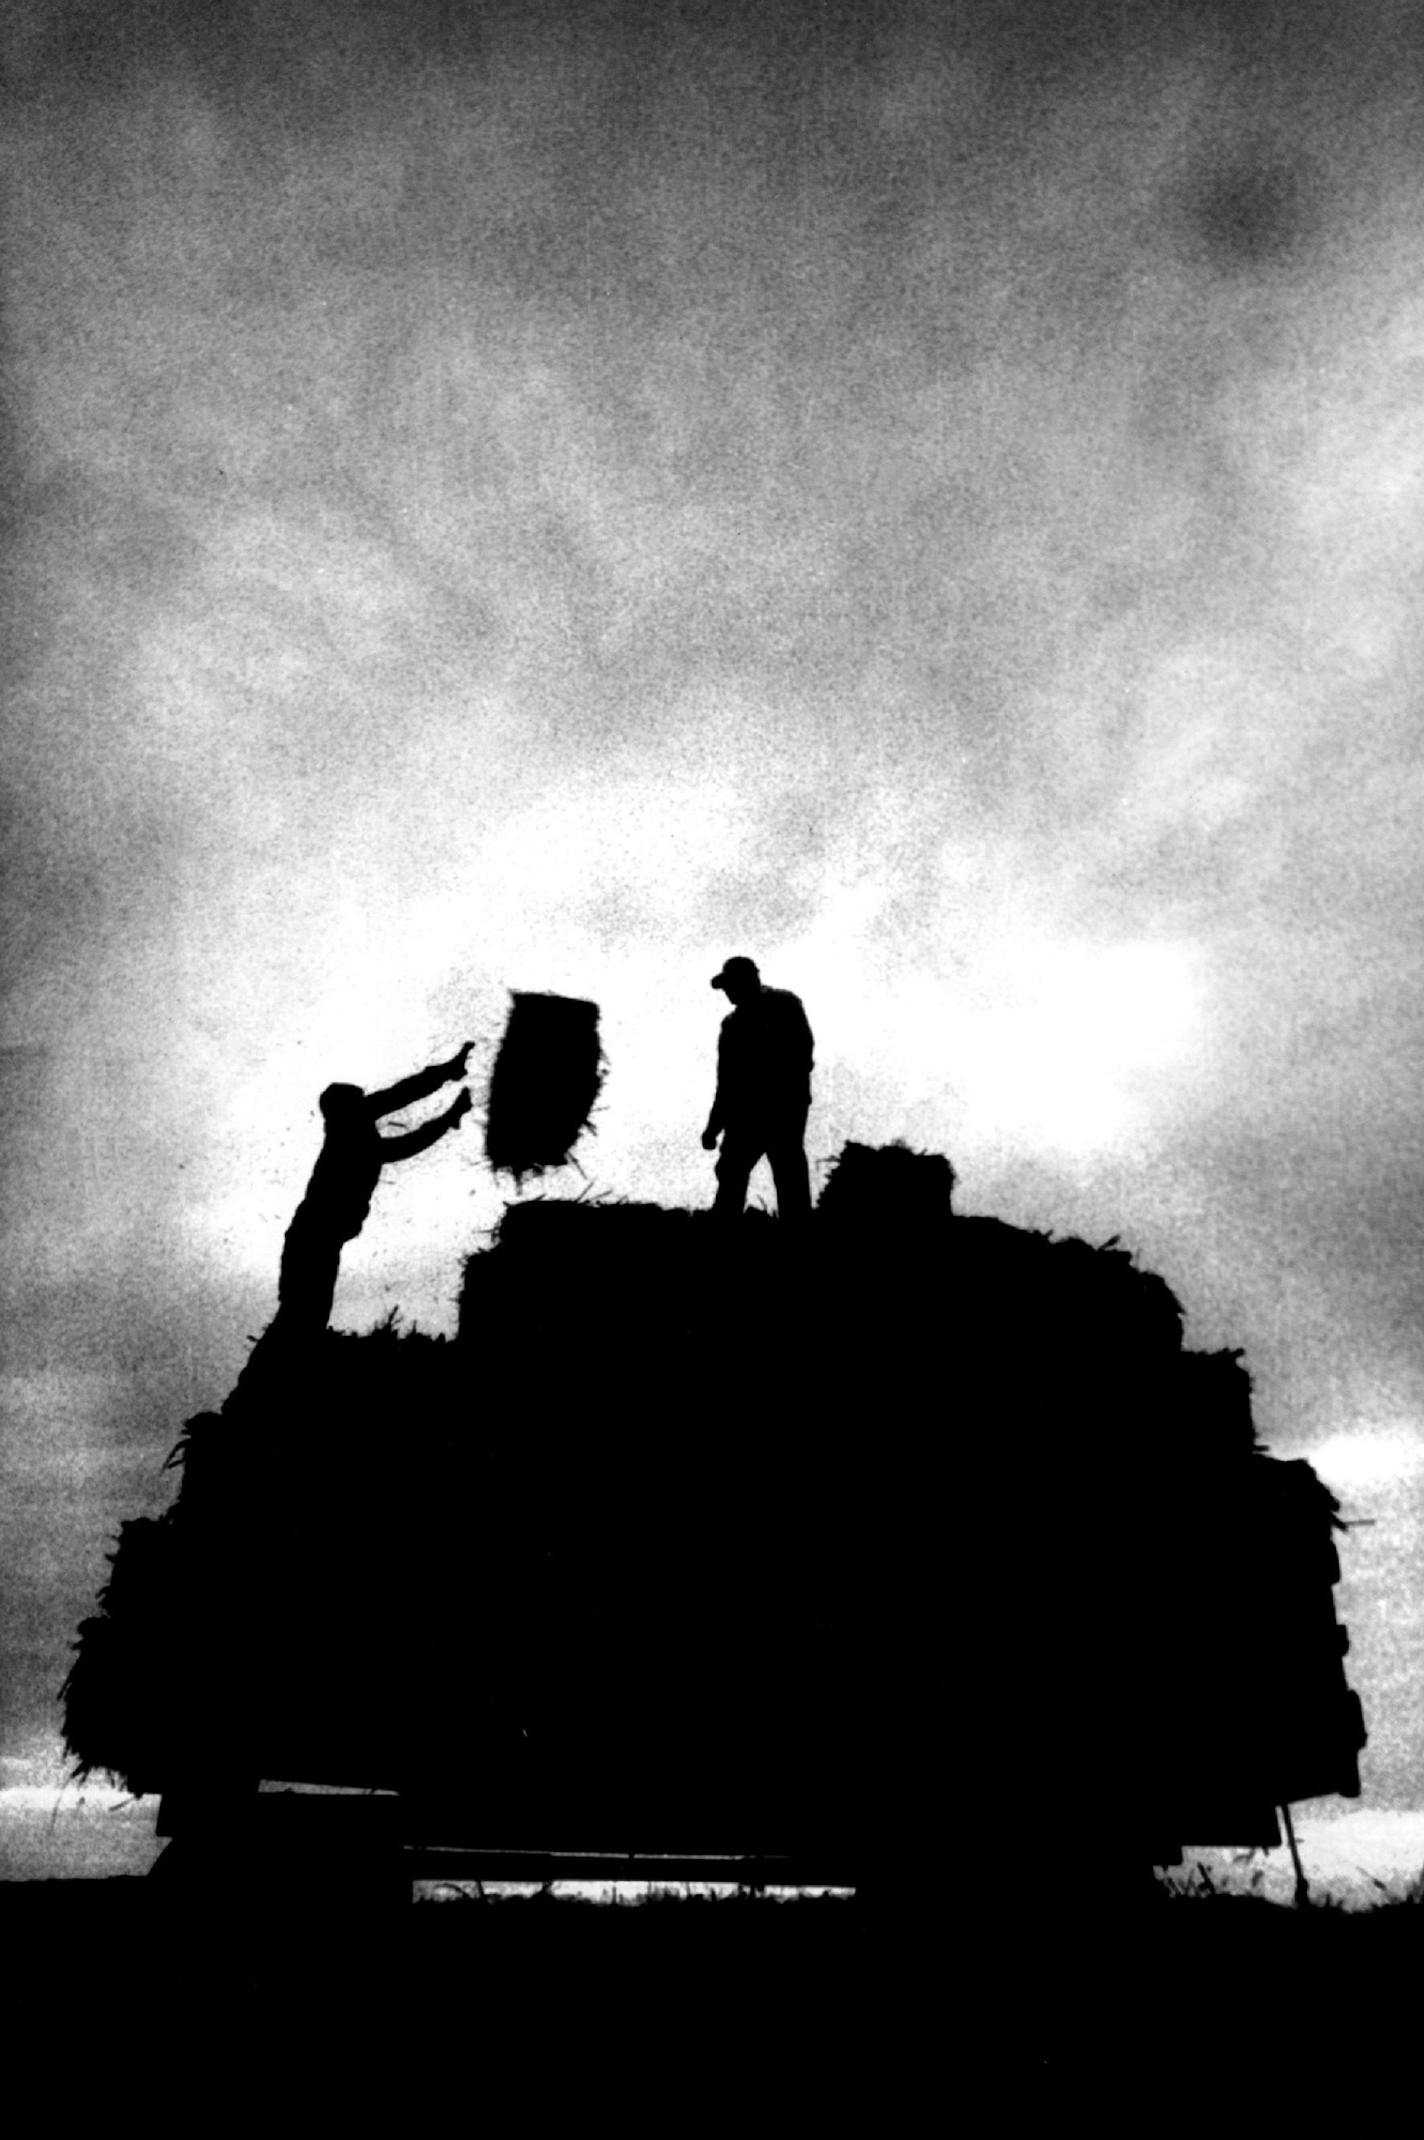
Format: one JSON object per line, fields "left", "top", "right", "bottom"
{"left": 64, "top": 1156, "right": 1366, "bottom": 1908}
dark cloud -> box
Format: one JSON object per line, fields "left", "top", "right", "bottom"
{"left": 1194, "top": 154, "right": 1318, "bottom": 272}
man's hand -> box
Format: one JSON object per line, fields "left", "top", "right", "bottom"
{"left": 448, "top": 1041, "right": 473, "bottom": 1080}
{"left": 452, "top": 1088, "right": 473, "bottom": 1125}
{"left": 701, "top": 1125, "right": 720, "bottom": 1151}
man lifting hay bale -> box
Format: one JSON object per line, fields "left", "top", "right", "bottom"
{"left": 273, "top": 1043, "right": 473, "bottom": 1339}
{"left": 702, "top": 957, "right": 814, "bottom": 1221}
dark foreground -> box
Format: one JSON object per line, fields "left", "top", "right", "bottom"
{"left": 9, "top": 1877, "right": 1420, "bottom": 2114}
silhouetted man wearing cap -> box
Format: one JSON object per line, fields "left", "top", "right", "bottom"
{"left": 702, "top": 958, "right": 813, "bottom": 1221}
{"left": 273, "top": 1043, "right": 474, "bottom": 1338}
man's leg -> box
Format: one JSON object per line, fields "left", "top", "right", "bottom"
{"left": 767, "top": 1112, "right": 811, "bottom": 1222}
{"left": 276, "top": 1206, "right": 343, "bottom": 1336}
{"left": 713, "top": 1129, "right": 762, "bottom": 1218}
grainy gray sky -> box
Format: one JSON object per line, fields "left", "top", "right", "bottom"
{"left": 3, "top": 0, "right": 1423, "bottom": 1817}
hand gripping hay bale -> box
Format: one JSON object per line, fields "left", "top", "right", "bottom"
{"left": 484, "top": 992, "right": 604, "bottom": 1181}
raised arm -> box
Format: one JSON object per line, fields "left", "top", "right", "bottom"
{"left": 367, "top": 1042, "right": 472, "bottom": 1120}
{"left": 379, "top": 1089, "right": 472, "bottom": 1161}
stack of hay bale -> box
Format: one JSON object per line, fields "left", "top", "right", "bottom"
{"left": 62, "top": 1140, "right": 1364, "bottom": 1883}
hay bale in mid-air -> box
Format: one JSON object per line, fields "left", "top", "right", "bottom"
{"left": 484, "top": 992, "right": 603, "bottom": 1182}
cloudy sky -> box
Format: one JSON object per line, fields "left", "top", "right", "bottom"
{"left": 3, "top": 0, "right": 1424, "bottom": 1855}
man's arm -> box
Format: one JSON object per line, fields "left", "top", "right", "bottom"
{"left": 794, "top": 999, "right": 814, "bottom": 1077}
{"left": 703, "top": 1021, "right": 732, "bottom": 1144}
{"left": 367, "top": 1042, "right": 472, "bottom": 1120}
{"left": 379, "top": 1089, "right": 472, "bottom": 1161}
{"left": 771, "top": 991, "right": 813, "bottom": 1076}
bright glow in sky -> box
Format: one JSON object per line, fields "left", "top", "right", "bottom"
{"left": 1308, "top": 1424, "right": 1424, "bottom": 1496}
{"left": 189, "top": 915, "right": 1208, "bottom": 1284}
{"left": 955, "top": 936, "right": 1205, "bottom": 1156}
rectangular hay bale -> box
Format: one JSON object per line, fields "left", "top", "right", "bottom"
{"left": 484, "top": 993, "right": 603, "bottom": 1180}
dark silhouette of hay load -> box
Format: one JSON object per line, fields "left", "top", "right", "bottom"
{"left": 483, "top": 993, "right": 603, "bottom": 1182}
{"left": 60, "top": 1515, "right": 186, "bottom": 1799}
{"left": 58, "top": 1139, "right": 1367, "bottom": 1891}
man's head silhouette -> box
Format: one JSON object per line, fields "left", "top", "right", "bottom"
{"left": 711, "top": 957, "right": 761, "bottom": 1006}
{"left": 319, "top": 1082, "right": 365, "bottom": 1125}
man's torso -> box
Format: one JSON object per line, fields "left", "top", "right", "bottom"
{"left": 719, "top": 988, "right": 813, "bottom": 1118}
{"left": 301, "top": 1121, "right": 385, "bottom": 1238}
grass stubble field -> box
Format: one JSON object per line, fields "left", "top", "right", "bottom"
{"left": 7, "top": 1868, "right": 1422, "bottom": 2116}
